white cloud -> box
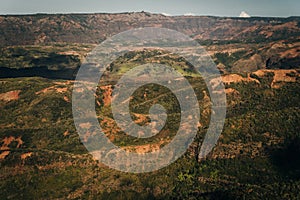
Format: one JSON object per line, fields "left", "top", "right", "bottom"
{"left": 184, "top": 12, "right": 196, "bottom": 16}
{"left": 161, "top": 12, "right": 171, "bottom": 16}
{"left": 239, "top": 11, "right": 251, "bottom": 18}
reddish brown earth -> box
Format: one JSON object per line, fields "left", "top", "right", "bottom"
{"left": 0, "top": 90, "right": 21, "bottom": 101}
{"left": 0, "top": 136, "right": 24, "bottom": 150}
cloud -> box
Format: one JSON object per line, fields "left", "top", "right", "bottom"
{"left": 239, "top": 11, "right": 251, "bottom": 18}
{"left": 161, "top": 12, "right": 171, "bottom": 16}
{"left": 184, "top": 12, "right": 196, "bottom": 16}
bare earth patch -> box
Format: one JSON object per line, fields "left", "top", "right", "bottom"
{"left": 132, "top": 113, "right": 149, "bottom": 124}
{"left": 100, "top": 118, "right": 121, "bottom": 141}
{"left": 221, "top": 74, "right": 259, "bottom": 85}
{"left": 36, "top": 81, "right": 72, "bottom": 95}
{"left": 0, "top": 151, "right": 10, "bottom": 159}
{"left": 280, "top": 47, "right": 300, "bottom": 59}
{"left": 21, "top": 152, "right": 33, "bottom": 160}
{"left": 253, "top": 69, "right": 299, "bottom": 88}
{"left": 124, "top": 140, "right": 168, "bottom": 154}
{"left": 0, "top": 136, "right": 23, "bottom": 150}
{"left": 64, "top": 96, "right": 70, "bottom": 102}
{"left": 216, "top": 69, "right": 299, "bottom": 88}
{"left": 63, "top": 130, "right": 70, "bottom": 137}
{"left": 0, "top": 90, "right": 21, "bottom": 101}
{"left": 225, "top": 88, "right": 239, "bottom": 94}
{"left": 36, "top": 86, "right": 68, "bottom": 94}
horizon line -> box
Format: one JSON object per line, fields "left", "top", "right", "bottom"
{"left": 0, "top": 11, "right": 298, "bottom": 18}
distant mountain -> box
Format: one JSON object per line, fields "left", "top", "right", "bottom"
{"left": 0, "top": 12, "right": 299, "bottom": 46}
{"left": 239, "top": 11, "right": 251, "bottom": 18}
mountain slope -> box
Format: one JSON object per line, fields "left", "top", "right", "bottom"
{"left": 0, "top": 12, "right": 299, "bottom": 46}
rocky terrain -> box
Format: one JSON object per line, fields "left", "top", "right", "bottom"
{"left": 0, "top": 12, "right": 300, "bottom": 199}
{"left": 0, "top": 12, "right": 299, "bottom": 46}
{"left": 0, "top": 67, "right": 299, "bottom": 199}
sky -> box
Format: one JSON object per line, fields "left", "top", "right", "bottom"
{"left": 0, "top": 0, "right": 299, "bottom": 17}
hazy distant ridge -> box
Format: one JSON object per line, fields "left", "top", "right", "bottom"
{"left": 0, "top": 12, "right": 299, "bottom": 46}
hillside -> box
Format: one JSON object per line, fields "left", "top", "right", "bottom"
{"left": 0, "top": 69, "right": 299, "bottom": 199}
{"left": 0, "top": 12, "right": 299, "bottom": 46}
{"left": 0, "top": 12, "right": 300, "bottom": 199}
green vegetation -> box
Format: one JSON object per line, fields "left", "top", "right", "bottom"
{"left": 0, "top": 13, "right": 299, "bottom": 199}
{"left": 0, "top": 42, "right": 299, "bottom": 199}
{"left": 214, "top": 51, "right": 248, "bottom": 70}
